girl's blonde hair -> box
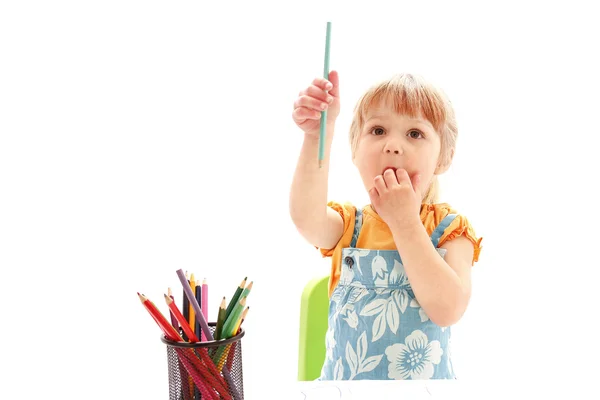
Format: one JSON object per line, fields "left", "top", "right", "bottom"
{"left": 349, "top": 73, "right": 458, "bottom": 204}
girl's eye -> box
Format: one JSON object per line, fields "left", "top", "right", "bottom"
{"left": 371, "top": 127, "right": 385, "bottom": 136}
{"left": 408, "top": 130, "right": 423, "bottom": 139}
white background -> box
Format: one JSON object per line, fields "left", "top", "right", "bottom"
{"left": 1, "top": 1, "right": 599, "bottom": 399}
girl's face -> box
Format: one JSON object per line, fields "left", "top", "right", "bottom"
{"left": 353, "top": 102, "right": 444, "bottom": 202}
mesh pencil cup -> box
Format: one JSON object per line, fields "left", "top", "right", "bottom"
{"left": 161, "top": 322, "right": 245, "bottom": 400}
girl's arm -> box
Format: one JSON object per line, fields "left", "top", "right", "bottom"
{"left": 289, "top": 72, "right": 343, "bottom": 251}
{"left": 289, "top": 128, "right": 343, "bottom": 250}
{"left": 390, "top": 222, "right": 474, "bottom": 327}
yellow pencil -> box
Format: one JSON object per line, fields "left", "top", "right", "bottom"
{"left": 188, "top": 273, "right": 196, "bottom": 331}
{"left": 218, "top": 307, "right": 249, "bottom": 371}
{"left": 234, "top": 306, "right": 249, "bottom": 335}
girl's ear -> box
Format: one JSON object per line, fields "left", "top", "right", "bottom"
{"left": 434, "top": 149, "right": 454, "bottom": 174}
{"left": 435, "top": 162, "right": 450, "bottom": 175}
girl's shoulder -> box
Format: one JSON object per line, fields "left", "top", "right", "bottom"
{"left": 421, "top": 203, "right": 483, "bottom": 264}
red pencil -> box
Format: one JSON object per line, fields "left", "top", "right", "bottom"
{"left": 164, "top": 294, "right": 199, "bottom": 342}
{"left": 138, "top": 292, "right": 181, "bottom": 341}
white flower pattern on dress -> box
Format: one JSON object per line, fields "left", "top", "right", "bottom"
{"left": 345, "top": 332, "right": 384, "bottom": 380}
{"left": 410, "top": 298, "right": 429, "bottom": 322}
{"left": 325, "top": 327, "right": 336, "bottom": 361}
{"left": 360, "top": 257, "right": 414, "bottom": 342}
{"left": 385, "top": 330, "right": 443, "bottom": 380}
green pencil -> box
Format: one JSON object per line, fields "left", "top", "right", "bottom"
{"left": 215, "top": 296, "right": 227, "bottom": 340}
{"left": 221, "top": 297, "right": 247, "bottom": 340}
{"left": 318, "top": 21, "right": 332, "bottom": 169}
{"left": 225, "top": 277, "right": 246, "bottom": 321}
{"left": 238, "top": 281, "right": 253, "bottom": 302}
{"left": 213, "top": 297, "right": 247, "bottom": 364}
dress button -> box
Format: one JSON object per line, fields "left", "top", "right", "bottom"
{"left": 344, "top": 256, "right": 354, "bottom": 268}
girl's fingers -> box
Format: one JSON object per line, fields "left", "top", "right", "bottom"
{"left": 373, "top": 175, "right": 388, "bottom": 194}
{"left": 312, "top": 77, "right": 333, "bottom": 91}
{"left": 304, "top": 85, "right": 334, "bottom": 103}
{"left": 327, "top": 70, "right": 339, "bottom": 98}
{"left": 384, "top": 169, "right": 399, "bottom": 187}
{"left": 292, "top": 106, "right": 321, "bottom": 123}
{"left": 293, "top": 94, "right": 329, "bottom": 113}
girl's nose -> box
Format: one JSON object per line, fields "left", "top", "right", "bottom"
{"left": 383, "top": 138, "right": 403, "bottom": 155}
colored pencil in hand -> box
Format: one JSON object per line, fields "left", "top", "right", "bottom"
{"left": 318, "top": 21, "right": 332, "bottom": 168}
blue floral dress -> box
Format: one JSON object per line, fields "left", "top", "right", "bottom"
{"left": 318, "top": 207, "right": 459, "bottom": 380}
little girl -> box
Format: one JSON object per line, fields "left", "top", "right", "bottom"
{"left": 289, "top": 71, "right": 483, "bottom": 380}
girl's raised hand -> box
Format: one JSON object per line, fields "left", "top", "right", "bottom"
{"left": 292, "top": 70, "right": 340, "bottom": 137}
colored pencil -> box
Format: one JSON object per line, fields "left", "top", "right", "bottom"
{"left": 220, "top": 306, "right": 249, "bottom": 371}
{"left": 193, "top": 282, "right": 201, "bottom": 400}
{"left": 214, "top": 297, "right": 246, "bottom": 368}
{"left": 165, "top": 294, "right": 199, "bottom": 342}
{"left": 175, "top": 269, "right": 242, "bottom": 400}
{"left": 234, "top": 306, "right": 248, "bottom": 336}
{"left": 164, "top": 294, "right": 231, "bottom": 399}
{"left": 224, "top": 277, "right": 246, "bottom": 321}
{"left": 225, "top": 307, "right": 249, "bottom": 371}
{"left": 238, "top": 281, "right": 253, "bottom": 303}
{"left": 182, "top": 273, "right": 190, "bottom": 341}
{"left": 189, "top": 273, "right": 196, "bottom": 330}
{"left": 140, "top": 292, "right": 192, "bottom": 400}
{"left": 215, "top": 296, "right": 227, "bottom": 341}
{"left": 138, "top": 293, "right": 181, "bottom": 342}
{"left": 194, "top": 282, "right": 202, "bottom": 335}
{"left": 201, "top": 278, "right": 208, "bottom": 341}
{"left": 318, "top": 21, "right": 332, "bottom": 168}
{"left": 167, "top": 287, "right": 179, "bottom": 330}
{"left": 221, "top": 297, "right": 247, "bottom": 340}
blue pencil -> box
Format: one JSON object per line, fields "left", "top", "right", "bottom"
{"left": 318, "top": 21, "right": 332, "bottom": 168}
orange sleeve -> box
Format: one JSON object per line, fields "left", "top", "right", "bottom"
{"left": 420, "top": 204, "right": 482, "bottom": 265}
{"left": 317, "top": 201, "right": 356, "bottom": 257}
{"left": 438, "top": 214, "right": 483, "bottom": 265}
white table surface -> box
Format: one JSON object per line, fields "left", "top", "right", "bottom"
{"left": 292, "top": 380, "right": 471, "bottom": 399}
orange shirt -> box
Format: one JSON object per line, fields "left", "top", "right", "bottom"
{"left": 319, "top": 202, "right": 483, "bottom": 298}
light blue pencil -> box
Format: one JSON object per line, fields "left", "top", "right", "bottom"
{"left": 318, "top": 21, "right": 332, "bottom": 169}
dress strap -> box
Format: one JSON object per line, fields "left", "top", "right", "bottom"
{"left": 430, "top": 213, "right": 458, "bottom": 248}
{"left": 349, "top": 207, "right": 363, "bottom": 248}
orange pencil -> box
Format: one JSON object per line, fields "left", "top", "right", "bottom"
{"left": 189, "top": 273, "right": 196, "bottom": 331}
